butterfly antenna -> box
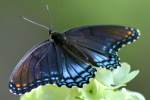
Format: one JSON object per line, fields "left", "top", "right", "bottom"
{"left": 40, "top": 0, "right": 54, "bottom": 34}
{"left": 22, "top": 16, "right": 49, "bottom": 30}
{"left": 44, "top": 4, "right": 53, "bottom": 33}
{"left": 45, "top": 4, "right": 51, "bottom": 18}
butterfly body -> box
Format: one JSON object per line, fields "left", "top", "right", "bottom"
{"left": 9, "top": 25, "right": 140, "bottom": 95}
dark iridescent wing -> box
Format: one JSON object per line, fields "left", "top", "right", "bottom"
{"left": 55, "top": 45, "right": 96, "bottom": 88}
{"left": 9, "top": 40, "right": 57, "bottom": 95}
{"left": 64, "top": 25, "right": 140, "bottom": 69}
{"left": 9, "top": 40, "right": 96, "bottom": 95}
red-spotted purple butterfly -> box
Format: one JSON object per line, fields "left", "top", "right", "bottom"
{"left": 9, "top": 25, "right": 140, "bottom": 95}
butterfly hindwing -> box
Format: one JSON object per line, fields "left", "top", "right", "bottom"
{"left": 9, "top": 40, "right": 96, "bottom": 95}
{"left": 65, "top": 25, "right": 140, "bottom": 69}
{"left": 55, "top": 45, "right": 96, "bottom": 88}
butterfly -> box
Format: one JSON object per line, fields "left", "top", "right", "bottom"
{"left": 9, "top": 25, "right": 140, "bottom": 95}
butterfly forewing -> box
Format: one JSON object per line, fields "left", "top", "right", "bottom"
{"left": 9, "top": 40, "right": 60, "bottom": 94}
{"left": 64, "top": 25, "right": 140, "bottom": 68}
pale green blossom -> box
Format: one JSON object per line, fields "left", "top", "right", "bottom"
{"left": 95, "top": 63, "right": 139, "bottom": 89}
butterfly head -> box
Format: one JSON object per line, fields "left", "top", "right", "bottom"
{"left": 49, "top": 31, "right": 66, "bottom": 45}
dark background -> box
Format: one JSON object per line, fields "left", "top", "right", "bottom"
{"left": 0, "top": 0, "right": 149, "bottom": 99}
